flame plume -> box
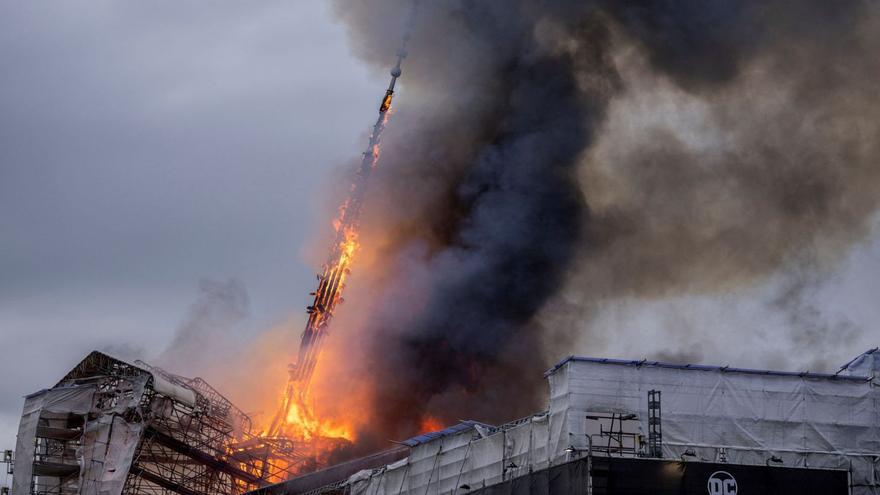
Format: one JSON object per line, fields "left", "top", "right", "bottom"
{"left": 266, "top": 112, "right": 390, "bottom": 443}
{"left": 262, "top": 2, "right": 418, "bottom": 467}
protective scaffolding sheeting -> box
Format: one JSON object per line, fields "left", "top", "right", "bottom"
{"left": 547, "top": 357, "right": 880, "bottom": 494}
{"left": 78, "top": 415, "right": 143, "bottom": 495}
{"left": 348, "top": 427, "right": 471, "bottom": 495}
{"left": 255, "top": 351, "right": 877, "bottom": 495}
{"left": 12, "top": 351, "right": 304, "bottom": 495}
{"left": 12, "top": 386, "right": 98, "bottom": 495}
{"left": 458, "top": 428, "right": 503, "bottom": 491}
{"left": 345, "top": 416, "right": 554, "bottom": 495}
{"left": 843, "top": 348, "right": 880, "bottom": 378}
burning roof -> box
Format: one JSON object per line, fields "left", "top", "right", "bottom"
{"left": 248, "top": 348, "right": 880, "bottom": 495}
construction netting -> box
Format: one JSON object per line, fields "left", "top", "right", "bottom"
{"left": 344, "top": 414, "right": 559, "bottom": 495}
{"left": 12, "top": 375, "right": 149, "bottom": 495}
{"left": 548, "top": 358, "right": 879, "bottom": 494}
{"left": 337, "top": 353, "right": 879, "bottom": 495}
{"left": 13, "top": 386, "right": 97, "bottom": 495}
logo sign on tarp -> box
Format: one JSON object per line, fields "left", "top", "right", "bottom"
{"left": 708, "top": 471, "right": 738, "bottom": 495}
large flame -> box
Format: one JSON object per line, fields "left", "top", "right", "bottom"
{"left": 282, "top": 391, "right": 354, "bottom": 441}
{"left": 267, "top": 227, "right": 364, "bottom": 445}
{"left": 252, "top": 110, "right": 393, "bottom": 475}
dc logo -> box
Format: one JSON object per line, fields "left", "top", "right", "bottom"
{"left": 707, "top": 471, "right": 738, "bottom": 495}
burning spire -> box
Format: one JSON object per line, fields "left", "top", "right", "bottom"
{"left": 266, "top": 4, "right": 418, "bottom": 444}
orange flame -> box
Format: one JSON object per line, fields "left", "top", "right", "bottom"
{"left": 257, "top": 95, "right": 395, "bottom": 477}
{"left": 419, "top": 415, "right": 444, "bottom": 434}
{"left": 282, "top": 391, "right": 354, "bottom": 441}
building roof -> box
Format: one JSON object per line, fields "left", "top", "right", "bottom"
{"left": 248, "top": 421, "right": 493, "bottom": 495}
{"left": 837, "top": 347, "right": 879, "bottom": 373}
{"left": 546, "top": 354, "right": 873, "bottom": 382}
{"left": 399, "top": 420, "right": 491, "bottom": 447}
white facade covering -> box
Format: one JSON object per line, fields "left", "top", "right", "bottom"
{"left": 13, "top": 386, "right": 98, "bottom": 495}
{"left": 13, "top": 351, "right": 303, "bottom": 495}
{"left": 843, "top": 348, "right": 880, "bottom": 378}
{"left": 548, "top": 357, "right": 879, "bottom": 493}
{"left": 12, "top": 376, "right": 149, "bottom": 495}
{"left": 346, "top": 416, "right": 556, "bottom": 495}
{"left": 339, "top": 352, "right": 880, "bottom": 495}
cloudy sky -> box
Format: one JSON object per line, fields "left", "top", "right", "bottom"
{"left": 0, "top": 1, "right": 386, "bottom": 456}
{"left": 2, "top": 0, "right": 879, "bottom": 467}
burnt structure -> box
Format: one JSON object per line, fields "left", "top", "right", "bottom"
{"left": 250, "top": 349, "right": 880, "bottom": 495}
{"left": 11, "top": 352, "right": 300, "bottom": 495}
{"left": 266, "top": 3, "right": 418, "bottom": 439}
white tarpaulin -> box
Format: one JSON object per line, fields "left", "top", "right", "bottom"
{"left": 346, "top": 415, "right": 554, "bottom": 495}
{"left": 336, "top": 352, "right": 879, "bottom": 495}
{"left": 78, "top": 415, "right": 143, "bottom": 495}
{"left": 12, "top": 374, "right": 150, "bottom": 495}
{"left": 12, "top": 386, "right": 97, "bottom": 495}
{"left": 548, "top": 357, "right": 880, "bottom": 494}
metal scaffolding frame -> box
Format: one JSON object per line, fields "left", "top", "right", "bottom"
{"left": 14, "top": 352, "right": 307, "bottom": 495}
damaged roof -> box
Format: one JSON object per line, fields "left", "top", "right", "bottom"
{"left": 399, "top": 420, "right": 491, "bottom": 447}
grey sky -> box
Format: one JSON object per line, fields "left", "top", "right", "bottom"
{"left": 1, "top": 0, "right": 879, "bottom": 468}
{"left": 0, "top": 1, "right": 384, "bottom": 455}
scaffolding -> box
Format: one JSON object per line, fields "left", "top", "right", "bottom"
{"left": 647, "top": 390, "right": 662, "bottom": 458}
{"left": 253, "top": 349, "right": 880, "bottom": 495}
{"left": 11, "top": 351, "right": 305, "bottom": 495}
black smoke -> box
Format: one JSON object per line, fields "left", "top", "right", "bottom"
{"left": 326, "top": 0, "right": 880, "bottom": 450}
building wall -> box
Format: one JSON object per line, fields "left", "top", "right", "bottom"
{"left": 266, "top": 353, "right": 880, "bottom": 495}
{"left": 547, "top": 359, "right": 880, "bottom": 493}
{"left": 466, "top": 457, "right": 848, "bottom": 495}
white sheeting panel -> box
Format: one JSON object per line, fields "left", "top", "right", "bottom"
{"left": 500, "top": 415, "right": 551, "bottom": 480}
{"left": 529, "top": 413, "right": 552, "bottom": 471}
{"left": 459, "top": 431, "right": 504, "bottom": 491}
{"left": 347, "top": 356, "right": 878, "bottom": 495}
{"left": 78, "top": 415, "right": 143, "bottom": 495}
{"left": 12, "top": 394, "right": 45, "bottom": 495}
{"left": 549, "top": 359, "right": 880, "bottom": 494}
{"left": 432, "top": 431, "right": 473, "bottom": 494}
{"left": 376, "top": 457, "right": 411, "bottom": 495}
{"left": 12, "top": 386, "right": 97, "bottom": 495}
{"left": 348, "top": 430, "right": 475, "bottom": 495}
{"left": 401, "top": 442, "right": 443, "bottom": 494}
{"left": 844, "top": 349, "right": 879, "bottom": 377}
{"left": 12, "top": 376, "right": 151, "bottom": 495}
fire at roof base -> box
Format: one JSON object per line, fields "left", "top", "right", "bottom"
{"left": 249, "top": 348, "right": 880, "bottom": 495}
{"left": 8, "top": 349, "right": 880, "bottom": 495}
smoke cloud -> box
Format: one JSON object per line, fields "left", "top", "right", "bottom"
{"left": 157, "top": 278, "right": 250, "bottom": 378}
{"left": 318, "top": 0, "right": 880, "bottom": 451}
{"left": 154, "top": 279, "right": 298, "bottom": 425}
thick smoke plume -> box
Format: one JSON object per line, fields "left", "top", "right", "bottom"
{"left": 318, "top": 0, "right": 880, "bottom": 452}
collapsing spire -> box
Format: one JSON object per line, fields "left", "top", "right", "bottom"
{"left": 267, "top": 4, "right": 418, "bottom": 440}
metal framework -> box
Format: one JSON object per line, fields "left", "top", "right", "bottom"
{"left": 267, "top": 1, "right": 420, "bottom": 440}
{"left": 585, "top": 413, "right": 642, "bottom": 458}
{"left": 647, "top": 390, "right": 662, "bottom": 458}
{"left": 14, "top": 352, "right": 304, "bottom": 495}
